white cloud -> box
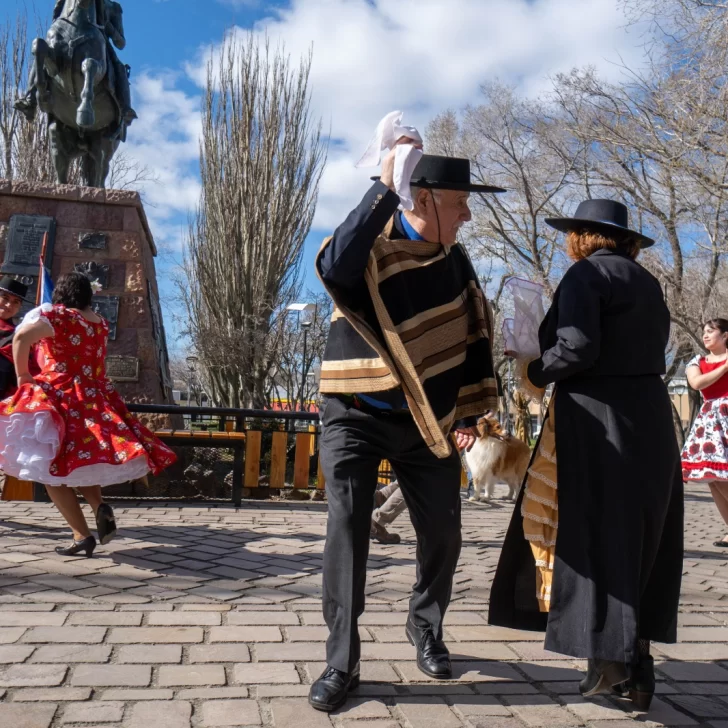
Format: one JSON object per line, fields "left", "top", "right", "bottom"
{"left": 122, "top": 72, "right": 202, "bottom": 251}
{"left": 186, "top": 0, "right": 649, "bottom": 232}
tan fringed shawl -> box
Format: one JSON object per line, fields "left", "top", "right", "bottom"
{"left": 316, "top": 218, "right": 498, "bottom": 458}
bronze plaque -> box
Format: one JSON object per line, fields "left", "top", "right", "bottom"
{"left": 106, "top": 355, "right": 139, "bottom": 382}
{"left": 2, "top": 215, "right": 56, "bottom": 275}
{"left": 79, "top": 232, "right": 108, "bottom": 250}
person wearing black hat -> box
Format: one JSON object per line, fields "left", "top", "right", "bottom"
{"left": 308, "top": 143, "right": 502, "bottom": 712}
{"left": 488, "top": 199, "right": 683, "bottom": 712}
{"left": 0, "top": 276, "right": 30, "bottom": 399}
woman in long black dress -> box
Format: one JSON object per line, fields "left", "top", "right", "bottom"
{"left": 489, "top": 200, "right": 683, "bottom": 712}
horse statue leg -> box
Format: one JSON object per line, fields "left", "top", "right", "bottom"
{"left": 77, "top": 58, "right": 102, "bottom": 129}
{"left": 49, "top": 120, "right": 74, "bottom": 185}
{"left": 30, "top": 38, "right": 60, "bottom": 114}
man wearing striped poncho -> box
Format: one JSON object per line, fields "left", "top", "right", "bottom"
{"left": 308, "top": 146, "right": 503, "bottom": 713}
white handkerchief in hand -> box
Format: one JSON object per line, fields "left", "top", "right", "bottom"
{"left": 356, "top": 110, "right": 424, "bottom": 211}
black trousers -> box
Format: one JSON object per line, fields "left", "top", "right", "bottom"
{"left": 319, "top": 396, "right": 463, "bottom": 673}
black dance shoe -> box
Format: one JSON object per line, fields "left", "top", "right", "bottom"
{"left": 308, "top": 664, "right": 360, "bottom": 712}
{"left": 95, "top": 503, "right": 118, "bottom": 545}
{"left": 405, "top": 617, "right": 452, "bottom": 679}
{"left": 55, "top": 535, "right": 97, "bottom": 558}
{"left": 615, "top": 655, "right": 655, "bottom": 711}
{"left": 580, "top": 659, "right": 629, "bottom": 697}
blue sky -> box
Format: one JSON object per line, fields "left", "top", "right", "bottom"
{"left": 10, "top": 0, "right": 651, "bottom": 354}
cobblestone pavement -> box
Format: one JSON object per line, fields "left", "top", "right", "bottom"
{"left": 0, "top": 484, "right": 726, "bottom": 727}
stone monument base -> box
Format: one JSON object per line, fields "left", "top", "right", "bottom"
{"left": 0, "top": 180, "right": 174, "bottom": 418}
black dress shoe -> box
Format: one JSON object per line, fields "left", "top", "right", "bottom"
{"left": 55, "top": 535, "right": 97, "bottom": 558}
{"left": 405, "top": 617, "right": 452, "bottom": 679}
{"left": 579, "top": 659, "right": 629, "bottom": 697}
{"left": 308, "top": 664, "right": 360, "bottom": 712}
{"left": 95, "top": 503, "right": 118, "bottom": 545}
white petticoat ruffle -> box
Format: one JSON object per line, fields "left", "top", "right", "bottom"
{"left": 0, "top": 410, "right": 151, "bottom": 487}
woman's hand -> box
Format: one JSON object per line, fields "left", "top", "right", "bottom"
{"left": 16, "top": 373, "right": 36, "bottom": 387}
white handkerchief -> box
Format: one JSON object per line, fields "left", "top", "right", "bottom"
{"left": 356, "top": 111, "right": 424, "bottom": 211}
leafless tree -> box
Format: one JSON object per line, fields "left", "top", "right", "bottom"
{"left": 0, "top": 10, "right": 28, "bottom": 180}
{"left": 181, "top": 32, "right": 326, "bottom": 409}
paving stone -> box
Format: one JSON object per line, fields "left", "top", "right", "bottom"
{"left": 147, "top": 611, "right": 222, "bottom": 626}
{"left": 0, "top": 612, "right": 67, "bottom": 626}
{"left": 71, "top": 664, "right": 152, "bottom": 687}
{"left": 100, "top": 689, "right": 174, "bottom": 700}
{"left": 116, "top": 644, "right": 182, "bottom": 663}
{"left": 505, "top": 696, "right": 581, "bottom": 727}
{"left": 658, "top": 661, "right": 728, "bottom": 682}
{"left": 0, "top": 644, "right": 35, "bottom": 663}
{"left": 233, "top": 662, "right": 300, "bottom": 684}
{"left": 668, "top": 694, "right": 728, "bottom": 718}
{"left": 177, "top": 687, "right": 248, "bottom": 699}
{"left": 31, "top": 644, "right": 112, "bottom": 663}
{"left": 256, "top": 642, "right": 327, "bottom": 661}
{"left": 0, "top": 627, "right": 29, "bottom": 643}
{"left": 0, "top": 703, "right": 57, "bottom": 728}
{"left": 209, "top": 626, "right": 282, "bottom": 642}
{"left": 12, "top": 687, "right": 92, "bottom": 701}
{"left": 158, "top": 664, "right": 226, "bottom": 687}
{"left": 517, "top": 661, "right": 584, "bottom": 682}
{"left": 227, "top": 610, "right": 299, "bottom": 625}
{"left": 0, "top": 664, "right": 67, "bottom": 686}
{"left": 643, "top": 697, "right": 700, "bottom": 726}
{"left": 449, "top": 695, "right": 513, "bottom": 717}
{"left": 331, "top": 698, "right": 391, "bottom": 718}
{"left": 339, "top": 721, "right": 399, "bottom": 728}
{"left": 66, "top": 611, "right": 142, "bottom": 626}
{"left": 199, "top": 699, "right": 261, "bottom": 726}
{"left": 561, "top": 695, "right": 630, "bottom": 721}
{"left": 107, "top": 627, "right": 203, "bottom": 643}
{"left": 396, "top": 698, "right": 463, "bottom": 727}
{"left": 189, "top": 644, "right": 251, "bottom": 663}
{"left": 61, "top": 701, "right": 124, "bottom": 724}
{"left": 22, "top": 627, "right": 106, "bottom": 643}
{"left": 269, "top": 698, "right": 334, "bottom": 727}
{"left": 127, "top": 701, "right": 192, "bottom": 728}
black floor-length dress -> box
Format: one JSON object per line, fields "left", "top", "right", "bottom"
{"left": 489, "top": 248, "right": 684, "bottom": 664}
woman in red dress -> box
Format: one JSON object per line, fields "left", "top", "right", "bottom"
{"left": 682, "top": 318, "right": 728, "bottom": 546}
{"left": 0, "top": 273, "right": 176, "bottom": 557}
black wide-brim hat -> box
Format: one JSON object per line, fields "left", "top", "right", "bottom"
{"left": 372, "top": 154, "right": 506, "bottom": 194}
{"left": 0, "top": 276, "right": 29, "bottom": 302}
{"left": 545, "top": 199, "right": 654, "bottom": 248}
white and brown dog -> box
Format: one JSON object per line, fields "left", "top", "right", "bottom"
{"left": 464, "top": 414, "right": 531, "bottom": 502}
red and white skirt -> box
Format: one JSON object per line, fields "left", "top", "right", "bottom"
{"left": 682, "top": 396, "right": 728, "bottom": 482}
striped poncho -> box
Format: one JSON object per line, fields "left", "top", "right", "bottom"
{"left": 316, "top": 217, "right": 498, "bottom": 458}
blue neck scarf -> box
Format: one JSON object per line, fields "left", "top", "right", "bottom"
{"left": 400, "top": 212, "right": 425, "bottom": 241}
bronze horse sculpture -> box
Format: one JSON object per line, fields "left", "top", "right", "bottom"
{"left": 16, "top": 0, "right": 136, "bottom": 188}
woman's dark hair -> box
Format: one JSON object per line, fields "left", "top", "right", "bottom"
{"left": 704, "top": 318, "right": 728, "bottom": 334}
{"left": 52, "top": 272, "right": 93, "bottom": 310}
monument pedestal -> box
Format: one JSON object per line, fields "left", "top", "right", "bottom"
{"left": 0, "top": 180, "right": 174, "bottom": 413}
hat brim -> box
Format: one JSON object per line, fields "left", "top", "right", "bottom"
{"left": 545, "top": 217, "right": 655, "bottom": 248}
{"left": 0, "top": 286, "right": 32, "bottom": 304}
{"left": 371, "top": 176, "right": 506, "bottom": 194}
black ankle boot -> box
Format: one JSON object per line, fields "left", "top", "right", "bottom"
{"left": 55, "top": 535, "right": 96, "bottom": 558}
{"left": 579, "top": 659, "right": 629, "bottom": 697}
{"left": 95, "top": 503, "right": 117, "bottom": 545}
{"left": 627, "top": 655, "right": 655, "bottom": 711}
{"left": 308, "top": 664, "right": 360, "bottom": 712}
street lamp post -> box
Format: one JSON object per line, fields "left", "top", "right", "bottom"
{"left": 186, "top": 355, "right": 199, "bottom": 408}
{"left": 299, "top": 308, "right": 315, "bottom": 412}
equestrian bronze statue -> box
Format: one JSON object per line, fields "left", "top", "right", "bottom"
{"left": 15, "top": 0, "right": 137, "bottom": 188}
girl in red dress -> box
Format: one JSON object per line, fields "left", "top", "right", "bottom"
{"left": 682, "top": 318, "right": 728, "bottom": 547}
{"left": 0, "top": 273, "right": 176, "bottom": 557}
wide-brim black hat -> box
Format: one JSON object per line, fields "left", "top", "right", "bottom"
{"left": 545, "top": 199, "right": 654, "bottom": 248}
{"left": 372, "top": 154, "right": 506, "bottom": 194}
{"left": 0, "top": 276, "right": 29, "bottom": 302}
